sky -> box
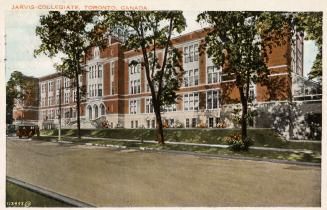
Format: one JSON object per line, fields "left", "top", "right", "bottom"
{"left": 5, "top": 10, "right": 318, "bottom": 81}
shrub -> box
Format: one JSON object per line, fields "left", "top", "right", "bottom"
{"left": 196, "top": 122, "right": 207, "bottom": 128}
{"left": 224, "top": 133, "right": 254, "bottom": 151}
{"left": 216, "top": 122, "right": 227, "bottom": 128}
{"left": 174, "top": 120, "right": 184, "bottom": 128}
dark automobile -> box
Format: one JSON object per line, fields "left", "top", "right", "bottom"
{"left": 16, "top": 124, "right": 40, "bottom": 138}
{"left": 6, "top": 124, "right": 17, "bottom": 136}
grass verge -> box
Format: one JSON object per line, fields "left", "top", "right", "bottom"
{"left": 39, "top": 128, "right": 321, "bottom": 152}
{"left": 32, "top": 136, "right": 321, "bottom": 164}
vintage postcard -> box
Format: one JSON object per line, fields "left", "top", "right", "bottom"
{"left": 1, "top": 0, "right": 326, "bottom": 209}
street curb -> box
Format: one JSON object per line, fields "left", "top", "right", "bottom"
{"left": 146, "top": 149, "right": 321, "bottom": 167}
{"left": 39, "top": 135, "right": 320, "bottom": 153}
{"left": 78, "top": 142, "right": 321, "bottom": 167}
{"left": 6, "top": 176, "right": 95, "bottom": 207}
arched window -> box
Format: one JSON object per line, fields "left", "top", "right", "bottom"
{"left": 100, "top": 104, "right": 105, "bottom": 116}
{"left": 88, "top": 106, "right": 92, "bottom": 120}
{"left": 94, "top": 105, "right": 98, "bottom": 119}
{"left": 93, "top": 47, "right": 100, "bottom": 59}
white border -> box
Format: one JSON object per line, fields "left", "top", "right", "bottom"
{"left": 1, "top": 1, "right": 326, "bottom": 210}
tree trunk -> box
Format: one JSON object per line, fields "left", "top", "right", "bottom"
{"left": 154, "top": 102, "right": 164, "bottom": 145}
{"left": 241, "top": 100, "right": 248, "bottom": 142}
{"left": 75, "top": 61, "right": 81, "bottom": 140}
{"left": 239, "top": 86, "right": 248, "bottom": 143}
{"left": 288, "top": 103, "right": 294, "bottom": 140}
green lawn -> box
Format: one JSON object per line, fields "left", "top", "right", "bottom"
{"left": 33, "top": 136, "right": 320, "bottom": 164}
{"left": 39, "top": 128, "right": 321, "bottom": 152}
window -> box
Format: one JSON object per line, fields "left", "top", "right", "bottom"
{"left": 130, "top": 81, "right": 133, "bottom": 94}
{"left": 137, "top": 79, "right": 141, "bottom": 93}
{"left": 56, "top": 79, "right": 61, "bottom": 90}
{"left": 207, "top": 90, "right": 219, "bottom": 109}
{"left": 98, "top": 84, "right": 102, "bottom": 96}
{"left": 88, "top": 106, "right": 92, "bottom": 119}
{"left": 208, "top": 117, "right": 214, "bottom": 128}
{"left": 207, "top": 66, "right": 221, "bottom": 84}
{"left": 94, "top": 105, "right": 98, "bottom": 119}
{"left": 48, "top": 81, "right": 53, "bottom": 92}
{"left": 147, "top": 120, "right": 150, "bottom": 128}
{"left": 184, "top": 92, "right": 199, "bottom": 111}
{"left": 185, "top": 118, "right": 190, "bottom": 128}
{"left": 135, "top": 120, "right": 138, "bottom": 128}
{"left": 64, "top": 93, "right": 66, "bottom": 104}
{"left": 111, "top": 62, "right": 115, "bottom": 75}
{"left": 129, "top": 99, "right": 139, "bottom": 114}
{"left": 130, "top": 79, "right": 140, "bottom": 94}
{"left": 73, "top": 91, "right": 76, "bottom": 102}
{"left": 64, "top": 78, "right": 70, "bottom": 89}
{"left": 184, "top": 46, "right": 189, "bottom": 63}
{"left": 131, "top": 121, "right": 134, "bottom": 128}
{"left": 152, "top": 120, "right": 155, "bottom": 128}
{"left": 110, "top": 62, "right": 115, "bottom": 95}
{"left": 184, "top": 94, "right": 189, "bottom": 111}
{"left": 184, "top": 72, "right": 189, "bottom": 87}
{"left": 100, "top": 104, "right": 105, "bottom": 115}
{"left": 184, "top": 69, "right": 199, "bottom": 87}
{"left": 146, "top": 98, "right": 154, "bottom": 113}
{"left": 93, "top": 47, "right": 100, "bottom": 59}
{"left": 111, "top": 82, "right": 115, "bottom": 95}
{"left": 192, "top": 118, "right": 197, "bottom": 128}
{"left": 194, "top": 69, "right": 199, "bottom": 85}
{"left": 189, "top": 69, "right": 193, "bottom": 86}
{"left": 164, "top": 104, "right": 176, "bottom": 112}
{"left": 249, "top": 85, "right": 255, "bottom": 101}
{"left": 98, "top": 65, "right": 103, "bottom": 78}
{"left": 129, "top": 59, "right": 141, "bottom": 75}
{"left": 41, "top": 83, "right": 45, "bottom": 93}
{"left": 184, "top": 43, "right": 199, "bottom": 63}
{"left": 194, "top": 44, "right": 199, "bottom": 61}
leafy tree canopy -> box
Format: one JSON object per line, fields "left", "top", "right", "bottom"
{"left": 295, "top": 12, "right": 322, "bottom": 80}
{"left": 102, "top": 11, "right": 186, "bottom": 143}
{"left": 34, "top": 11, "right": 108, "bottom": 139}
{"left": 197, "top": 11, "right": 293, "bottom": 146}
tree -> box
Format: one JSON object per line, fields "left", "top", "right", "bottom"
{"left": 34, "top": 11, "right": 108, "bottom": 139}
{"left": 197, "top": 11, "right": 290, "bottom": 149}
{"left": 6, "top": 71, "right": 36, "bottom": 124}
{"left": 103, "top": 11, "right": 186, "bottom": 144}
{"left": 295, "top": 12, "right": 322, "bottom": 80}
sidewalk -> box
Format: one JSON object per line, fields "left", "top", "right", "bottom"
{"left": 45, "top": 135, "right": 316, "bottom": 153}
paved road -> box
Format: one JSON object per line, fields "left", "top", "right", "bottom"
{"left": 6, "top": 138, "right": 321, "bottom": 207}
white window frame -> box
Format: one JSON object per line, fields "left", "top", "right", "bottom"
{"left": 206, "top": 89, "right": 220, "bottom": 110}
{"left": 183, "top": 92, "right": 199, "bottom": 111}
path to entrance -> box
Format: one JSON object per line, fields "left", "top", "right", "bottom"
{"left": 6, "top": 139, "right": 321, "bottom": 207}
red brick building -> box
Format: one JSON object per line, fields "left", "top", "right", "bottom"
{"left": 15, "top": 28, "right": 311, "bottom": 131}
